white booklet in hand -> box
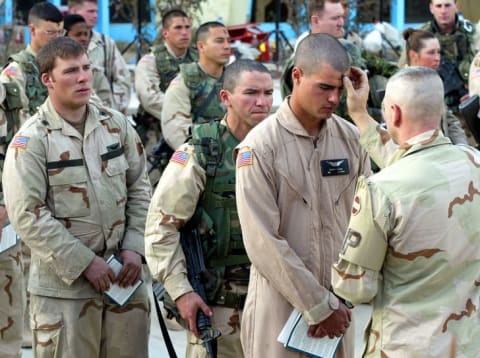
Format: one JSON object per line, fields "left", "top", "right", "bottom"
{"left": 0, "top": 224, "right": 19, "bottom": 253}
{"left": 105, "top": 255, "right": 143, "bottom": 306}
{"left": 277, "top": 308, "right": 342, "bottom": 358}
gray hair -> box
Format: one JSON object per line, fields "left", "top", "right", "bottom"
{"left": 386, "top": 66, "right": 444, "bottom": 122}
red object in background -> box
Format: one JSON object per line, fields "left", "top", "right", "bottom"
{"left": 227, "top": 23, "right": 270, "bottom": 62}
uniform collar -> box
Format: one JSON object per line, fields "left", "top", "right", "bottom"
{"left": 388, "top": 129, "right": 451, "bottom": 166}
{"left": 39, "top": 98, "right": 109, "bottom": 137}
{"left": 277, "top": 97, "right": 330, "bottom": 138}
{"left": 165, "top": 43, "right": 188, "bottom": 59}
{"left": 25, "top": 45, "right": 37, "bottom": 57}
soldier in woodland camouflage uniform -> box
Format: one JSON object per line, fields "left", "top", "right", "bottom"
{"left": 3, "top": 37, "right": 151, "bottom": 358}
{"left": 161, "top": 21, "right": 231, "bottom": 150}
{"left": 333, "top": 66, "right": 480, "bottom": 357}
{"left": 135, "top": 9, "right": 198, "bottom": 149}
{"left": 280, "top": 0, "right": 397, "bottom": 121}
{"left": 145, "top": 59, "right": 273, "bottom": 358}
{"left": 420, "top": 0, "right": 475, "bottom": 111}
{"left": 0, "top": 3, "right": 64, "bottom": 352}
{"left": 68, "top": 0, "right": 131, "bottom": 114}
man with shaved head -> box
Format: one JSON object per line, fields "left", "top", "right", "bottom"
{"left": 333, "top": 66, "right": 480, "bottom": 356}
{"left": 236, "top": 33, "right": 370, "bottom": 358}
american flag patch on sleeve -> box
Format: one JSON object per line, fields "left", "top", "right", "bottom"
{"left": 237, "top": 150, "right": 253, "bottom": 168}
{"left": 4, "top": 67, "right": 17, "bottom": 76}
{"left": 11, "top": 135, "right": 29, "bottom": 149}
{"left": 170, "top": 150, "right": 190, "bottom": 166}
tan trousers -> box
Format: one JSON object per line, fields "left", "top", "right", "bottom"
{"left": 0, "top": 242, "right": 24, "bottom": 358}
{"left": 30, "top": 283, "right": 150, "bottom": 358}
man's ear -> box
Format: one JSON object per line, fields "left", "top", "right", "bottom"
{"left": 28, "top": 23, "right": 35, "bottom": 36}
{"left": 219, "top": 89, "right": 230, "bottom": 106}
{"left": 41, "top": 73, "right": 53, "bottom": 88}
{"left": 392, "top": 104, "right": 402, "bottom": 128}
{"left": 292, "top": 66, "right": 303, "bottom": 86}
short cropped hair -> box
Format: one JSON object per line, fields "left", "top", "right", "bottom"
{"left": 387, "top": 66, "right": 444, "bottom": 121}
{"left": 28, "top": 2, "right": 63, "bottom": 25}
{"left": 63, "top": 14, "right": 86, "bottom": 35}
{"left": 37, "top": 37, "right": 86, "bottom": 74}
{"left": 195, "top": 21, "right": 225, "bottom": 43}
{"left": 162, "top": 9, "right": 188, "bottom": 29}
{"left": 295, "top": 33, "right": 350, "bottom": 75}
{"left": 223, "top": 59, "right": 271, "bottom": 92}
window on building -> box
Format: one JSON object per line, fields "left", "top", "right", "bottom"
{"left": 405, "top": 0, "right": 431, "bottom": 23}
{"left": 110, "top": 0, "right": 150, "bottom": 24}
{"left": 356, "top": 0, "right": 390, "bottom": 23}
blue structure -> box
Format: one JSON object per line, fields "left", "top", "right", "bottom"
{"left": 0, "top": 0, "right": 422, "bottom": 43}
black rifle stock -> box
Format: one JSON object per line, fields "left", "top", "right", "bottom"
{"left": 459, "top": 94, "right": 480, "bottom": 144}
{"left": 180, "top": 227, "right": 220, "bottom": 358}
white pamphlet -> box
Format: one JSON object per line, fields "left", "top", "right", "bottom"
{"left": 277, "top": 308, "right": 342, "bottom": 358}
{"left": 105, "top": 255, "right": 143, "bottom": 306}
{"left": 0, "top": 224, "right": 19, "bottom": 253}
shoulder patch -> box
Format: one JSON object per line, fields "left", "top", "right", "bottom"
{"left": 169, "top": 75, "right": 182, "bottom": 87}
{"left": 170, "top": 149, "right": 190, "bottom": 166}
{"left": 140, "top": 54, "right": 154, "bottom": 63}
{"left": 11, "top": 135, "right": 29, "bottom": 149}
{"left": 472, "top": 69, "right": 480, "bottom": 79}
{"left": 237, "top": 149, "right": 253, "bottom": 168}
{"left": 4, "top": 67, "right": 17, "bottom": 77}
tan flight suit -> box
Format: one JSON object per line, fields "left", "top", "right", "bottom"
{"left": 3, "top": 98, "right": 151, "bottom": 358}
{"left": 145, "top": 120, "right": 246, "bottom": 357}
{"left": 235, "top": 99, "right": 371, "bottom": 358}
{"left": 333, "top": 130, "right": 480, "bottom": 357}
{"left": 88, "top": 31, "right": 131, "bottom": 114}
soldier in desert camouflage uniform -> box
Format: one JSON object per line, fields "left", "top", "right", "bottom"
{"left": 0, "top": 89, "right": 24, "bottom": 358}
{"left": 160, "top": 21, "right": 231, "bottom": 150}
{"left": 3, "top": 37, "right": 151, "bottom": 358}
{"left": 145, "top": 59, "right": 273, "bottom": 358}
{"left": 0, "top": 2, "right": 65, "bottom": 351}
{"left": 68, "top": 0, "right": 131, "bottom": 114}
{"left": 134, "top": 9, "right": 198, "bottom": 149}
{"left": 332, "top": 66, "right": 480, "bottom": 357}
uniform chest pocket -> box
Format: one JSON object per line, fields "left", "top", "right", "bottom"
{"left": 48, "top": 164, "right": 90, "bottom": 218}
{"left": 102, "top": 147, "right": 129, "bottom": 177}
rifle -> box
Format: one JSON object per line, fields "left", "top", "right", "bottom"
{"left": 180, "top": 227, "right": 221, "bottom": 358}
{"left": 459, "top": 94, "right": 480, "bottom": 144}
